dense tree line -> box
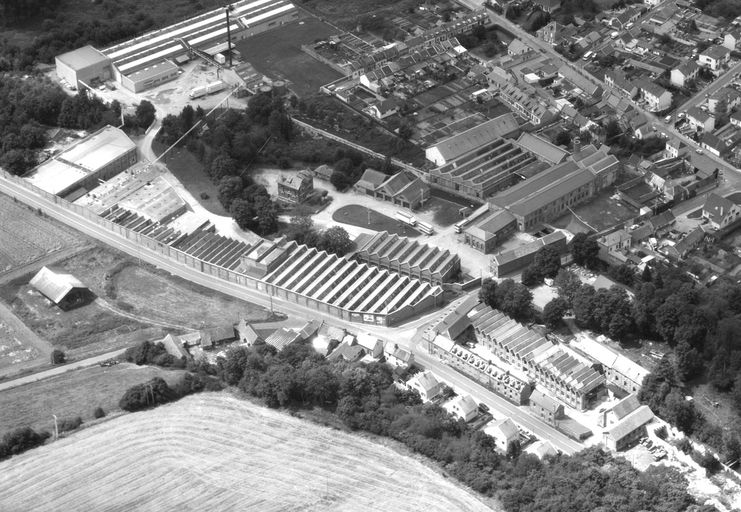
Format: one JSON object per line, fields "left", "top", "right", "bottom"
{"left": 118, "top": 373, "right": 220, "bottom": 412}
{"left": 479, "top": 278, "right": 533, "bottom": 321}
{"left": 0, "top": 427, "right": 50, "bottom": 461}
{"left": 284, "top": 216, "right": 355, "bottom": 256}
{"left": 695, "top": 0, "right": 741, "bottom": 19}
{"left": 123, "top": 340, "right": 186, "bottom": 368}
{"left": 215, "top": 339, "right": 706, "bottom": 512}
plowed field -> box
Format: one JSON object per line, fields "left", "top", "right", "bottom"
{"left": 0, "top": 393, "right": 496, "bottom": 512}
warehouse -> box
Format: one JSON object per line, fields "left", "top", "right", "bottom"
{"left": 55, "top": 45, "right": 112, "bottom": 89}
{"left": 30, "top": 267, "right": 91, "bottom": 310}
{"left": 119, "top": 59, "right": 180, "bottom": 93}
{"left": 352, "top": 231, "right": 461, "bottom": 285}
{"left": 471, "top": 305, "right": 605, "bottom": 410}
{"left": 490, "top": 231, "right": 567, "bottom": 277}
{"left": 425, "top": 113, "right": 520, "bottom": 166}
{"left": 25, "top": 126, "right": 137, "bottom": 198}
{"left": 462, "top": 208, "right": 518, "bottom": 254}
{"left": 240, "top": 238, "right": 444, "bottom": 326}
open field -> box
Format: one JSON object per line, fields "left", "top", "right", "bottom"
{"left": 0, "top": 364, "right": 185, "bottom": 434}
{"left": 0, "top": 393, "right": 497, "bottom": 512}
{"left": 234, "top": 15, "right": 342, "bottom": 97}
{"left": 0, "top": 301, "right": 50, "bottom": 373}
{"left": 0, "top": 194, "right": 84, "bottom": 274}
{"left": 333, "top": 205, "right": 421, "bottom": 237}
{"left": 153, "top": 141, "right": 228, "bottom": 216}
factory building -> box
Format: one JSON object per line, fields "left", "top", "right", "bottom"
{"left": 471, "top": 305, "right": 605, "bottom": 410}
{"left": 55, "top": 45, "right": 112, "bottom": 89}
{"left": 25, "top": 126, "right": 137, "bottom": 199}
{"left": 56, "top": 0, "right": 298, "bottom": 93}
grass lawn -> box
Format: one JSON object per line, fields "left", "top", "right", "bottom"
{"left": 0, "top": 364, "right": 186, "bottom": 434}
{"left": 233, "top": 15, "right": 342, "bottom": 97}
{"left": 332, "top": 205, "right": 421, "bottom": 237}
{"left": 421, "top": 197, "right": 463, "bottom": 227}
{"left": 153, "top": 141, "right": 227, "bottom": 216}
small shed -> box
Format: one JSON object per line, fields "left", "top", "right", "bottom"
{"left": 29, "top": 266, "right": 90, "bottom": 310}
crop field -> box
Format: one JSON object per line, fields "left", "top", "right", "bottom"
{"left": 233, "top": 15, "right": 342, "bottom": 97}
{"left": 0, "top": 393, "right": 496, "bottom": 512}
{"left": 333, "top": 205, "right": 421, "bottom": 237}
{"left": 0, "top": 194, "right": 84, "bottom": 274}
{"left": 0, "top": 364, "right": 185, "bottom": 434}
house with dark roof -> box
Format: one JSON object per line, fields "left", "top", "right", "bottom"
{"left": 425, "top": 113, "right": 520, "bottom": 165}
{"left": 277, "top": 170, "right": 313, "bottom": 203}
{"left": 611, "top": 7, "right": 642, "bottom": 29}
{"left": 604, "top": 70, "right": 637, "bottom": 99}
{"left": 29, "top": 266, "right": 90, "bottom": 310}
{"left": 698, "top": 45, "right": 731, "bottom": 72}
{"left": 701, "top": 132, "right": 728, "bottom": 157}
{"left": 463, "top": 208, "right": 518, "bottom": 254}
{"left": 670, "top": 59, "right": 700, "bottom": 88}
{"left": 310, "top": 164, "right": 334, "bottom": 181}
{"left": 707, "top": 86, "right": 741, "bottom": 114}
{"left": 384, "top": 342, "right": 414, "bottom": 367}
{"left": 199, "top": 325, "right": 237, "bottom": 350}
{"left": 598, "top": 393, "right": 641, "bottom": 427}
{"left": 354, "top": 168, "right": 388, "bottom": 195}
{"left": 365, "top": 97, "right": 400, "bottom": 120}
{"left": 355, "top": 169, "right": 430, "bottom": 209}
{"left": 327, "top": 342, "right": 366, "bottom": 362}
{"left": 703, "top": 193, "right": 741, "bottom": 230}
{"left": 603, "top": 405, "right": 654, "bottom": 451}
{"left": 686, "top": 106, "right": 715, "bottom": 132}
{"left": 665, "top": 226, "right": 708, "bottom": 259}
{"left": 236, "top": 319, "right": 262, "bottom": 346}
{"left": 634, "top": 79, "right": 672, "bottom": 112}
{"left": 529, "top": 389, "right": 564, "bottom": 426}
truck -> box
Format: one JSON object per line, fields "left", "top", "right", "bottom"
{"left": 206, "top": 80, "right": 226, "bottom": 94}
{"left": 416, "top": 220, "right": 434, "bottom": 235}
{"left": 189, "top": 85, "right": 208, "bottom": 99}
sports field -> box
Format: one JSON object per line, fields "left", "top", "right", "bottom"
{"left": 0, "top": 393, "right": 497, "bottom": 512}
{"left": 333, "top": 205, "right": 421, "bottom": 237}
{"left": 234, "top": 15, "right": 342, "bottom": 96}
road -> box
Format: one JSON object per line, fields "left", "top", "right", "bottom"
{"left": 0, "top": 349, "right": 124, "bottom": 392}
{"left": 413, "top": 349, "right": 584, "bottom": 455}
{"left": 675, "top": 60, "right": 741, "bottom": 116}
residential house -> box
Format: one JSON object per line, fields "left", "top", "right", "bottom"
{"left": 686, "top": 106, "right": 715, "bottom": 132}
{"left": 598, "top": 393, "right": 640, "bottom": 428}
{"left": 603, "top": 405, "right": 654, "bottom": 451}
{"left": 701, "top": 132, "right": 728, "bottom": 157}
{"left": 611, "top": 7, "right": 642, "bottom": 29}
{"left": 199, "top": 325, "right": 237, "bottom": 350}
{"left": 310, "top": 164, "right": 334, "bottom": 182}
{"left": 732, "top": 111, "right": 741, "bottom": 128}
{"left": 557, "top": 64, "right": 603, "bottom": 98}
{"left": 264, "top": 327, "right": 302, "bottom": 351}
{"left": 707, "top": 87, "right": 741, "bottom": 114}
{"left": 648, "top": 210, "right": 676, "bottom": 235}
{"left": 665, "top": 226, "right": 707, "bottom": 259}
{"left": 508, "top": 39, "right": 531, "bottom": 56}
{"left": 445, "top": 394, "right": 479, "bottom": 422}
{"left": 407, "top": 370, "right": 442, "bottom": 401}
{"left": 664, "top": 138, "right": 683, "bottom": 159}
{"left": 493, "top": 79, "right": 557, "bottom": 125}
{"left": 355, "top": 333, "right": 384, "bottom": 358}
{"left": 365, "top": 98, "right": 400, "bottom": 120}
{"left": 527, "top": 440, "right": 558, "bottom": 459}
{"left": 486, "top": 418, "right": 520, "bottom": 452}
{"left": 670, "top": 60, "right": 700, "bottom": 88}
{"left": 635, "top": 79, "right": 672, "bottom": 112}
{"left": 698, "top": 45, "right": 731, "bottom": 72}
{"left": 159, "top": 333, "right": 191, "bottom": 360}
{"left": 597, "top": 229, "right": 632, "bottom": 262}
{"left": 529, "top": 389, "right": 564, "bottom": 426}
{"left": 235, "top": 319, "right": 262, "bottom": 346}
{"left": 384, "top": 342, "right": 414, "bottom": 367}
{"left": 724, "top": 28, "right": 741, "bottom": 51}
{"left": 534, "top": 0, "right": 561, "bottom": 13}
{"left": 277, "top": 170, "right": 313, "bottom": 203}
{"left": 604, "top": 70, "right": 637, "bottom": 99}
{"left": 327, "top": 342, "right": 366, "bottom": 362}
{"left": 537, "top": 21, "right": 570, "bottom": 45}
{"left": 703, "top": 193, "right": 741, "bottom": 230}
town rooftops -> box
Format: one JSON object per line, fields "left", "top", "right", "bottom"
{"left": 466, "top": 209, "right": 517, "bottom": 242}
{"left": 356, "top": 168, "right": 388, "bottom": 190}
{"left": 264, "top": 327, "right": 302, "bottom": 351}
{"left": 576, "top": 336, "right": 650, "bottom": 385}
{"left": 29, "top": 267, "right": 87, "bottom": 304}
{"left": 529, "top": 389, "right": 561, "bottom": 413}
{"left": 408, "top": 370, "right": 440, "bottom": 395}
{"left": 687, "top": 106, "right": 713, "bottom": 123}
{"left": 611, "top": 393, "right": 641, "bottom": 420}
{"left": 508, "top": 39, "right": 531, "bottom": 54}
{"left": 427, "top": 113, "right": 519, "bottom": 162}
{"left": 604, "top": 405, "right": 654, "bottom": 441}
{"left": 515, "top": 132, "right": 569, "bottom": 165}
{"left": 488, "top": 417, "right": 519, "bottom": 441}
{"left": 634, "top": 78, "right": 669, "bottom": 98}
{"left": 676, "top": 59, "right": 699, "bottom": 75}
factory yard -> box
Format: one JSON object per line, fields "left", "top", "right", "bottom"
{"left": 233, "top": 14, "right": 342, "bottom": 97}
{"left": 0, "top": 393, "right": 498, "bottom": 512}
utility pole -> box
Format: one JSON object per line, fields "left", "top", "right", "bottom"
{"left": 225, "top": 4, "right": 233, "bottom": 67}
{"left": 52, "top": 414, "right": 59, "bottom": 440}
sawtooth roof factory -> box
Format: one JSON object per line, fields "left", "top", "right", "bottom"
{"left": 55, "top": 0, "right": 298, "bottom": 92}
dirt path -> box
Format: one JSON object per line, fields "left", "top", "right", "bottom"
{"left": 94, "top": 298, "right": 193, "bottom": 332}
{"left": 0, "top": 244, "right": 94, "bottom": 285}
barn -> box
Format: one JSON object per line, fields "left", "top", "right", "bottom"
{"left": 29, "top": 267, "right": 91, "bottom": 310}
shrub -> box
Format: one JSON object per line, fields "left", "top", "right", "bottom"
{"left": 50, "top": 349, "right": 66, "bottom": 365}
{"left": 93, "top": 407, "right": 106, "bottom": 419}
{"left": 0, "top": 427, "right": 51, "bottom": 461}
{"left": 57, "top": 416, "right": 83, "bottom": 433}
{"left": 654, "top": 425, "right": 668, "bottom": 440}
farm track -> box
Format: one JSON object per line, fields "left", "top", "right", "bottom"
{"left": 0, "top": 393, "right": 497, "bottom": 512}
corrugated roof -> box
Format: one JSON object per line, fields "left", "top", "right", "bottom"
{"left": 428, "top": 113, "right": 519, "bottom": 162}
{"left": 604, "top": 405, "right": 654, "bottom": 441}
{"left": 265, "top": 328, "right": 301, "bottom": 351}
{"left": 29, "top": 266, "right": 87, "bottom": 304}
{"left": 515, "top": 132, "right": 569, "bottom": 165}
{"left": 611, "top": 393, "right": 641, "bottom": 420}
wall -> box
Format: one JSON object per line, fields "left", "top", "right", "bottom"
{"left": 0, "top": 170, "right": 437, "bottom": 327}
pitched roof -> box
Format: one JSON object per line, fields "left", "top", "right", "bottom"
{"left": 703, "top": 193, "right": 736, "bottom": 224}
{"left": 701, "top": 45, "right": 730, "bottom": 60}
{"left": 428, "top": 113, "right": 519, "bottom": 162}
{"left": 236, "top": 319, "right": 261, "bottom": 344}
{"left": 488, "top": 418, "right": 519, "bottom": 441}
{"left": 529, "top": 389, "right": 562, "bottom": 413}
{"left": 515, "top": 132, "right": 569, "bottom": 164}
{"left": 648, "top": 210, "right": 675, "bottom": 230}
{"left": 450, "top": 394, "right": 478, "bottom": 415}
{"left": 264, "top": 328, "right": 302, "bottom": 351}
{"left": 611, "top": 393, "right": 641, "bottom": 420}
{"left": 409, "top": 370, "right": 440, "bottom": 394}
{"left": 199, "top": 325, "right": 236, "bottom": 348}
{"left": 29, "top": 266, "right": 87, "bottom": 304}
{"left": 687, "top": 106, "right": 712, "bottom": 123}
{"left": 508, "top": 39, "right": 531, "bottom": 54}
{"left": 356, "top": 168, "right": 388, "bottom": 190}
{"left": 675, "top": 59, "right": 699, "bottom": 76}
{"left": 635, "top": 78, "right": 669, "bottom": 99}
{"left": 327, "top": 342, "right": 366, "bottom": 362}
{"left": 604, "top": 405, "right": 654, "bottom": 441}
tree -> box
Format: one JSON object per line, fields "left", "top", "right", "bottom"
{"left": 495, "top": 279, "right": 533, "bottom": 321}
{"left": 135, "top": 100, "right": 156, "bottom": 128}
{"left": 608, "top": 264, "right": 634, "bottom": 287}
{"left": 93, "top": 407, "right": 106, "bottom": 419}
{"left": 641, "top": 266, "right": 652, "bottom": 282}
{"left": 208, "top": 153, "right": 237, "bottom": 181}
{"left": 572, "top": 284, "right": 596, "bottom": 328}
{"left": 570, "top": 233, "right": 600, "bottom": 269}
{"left": 330, "top": 170, "right": 352, "bottom": 191}
{"left": 252, "top": 195, "right": 278, "bottom": 235}
{"left": 532, "top": 246, "right": 561, "bottom": 279}
{"left": 604, "top": 119, "right": 621, "bottom": 141}
{"left": 398, "top": 119, "right": 414, "bottom": 141}
{"left": 217, "top": 175, "right": 244, "bottom": 210}
{"left": 554, "top": 131, "right": 572, "bottom": 147}
{"left": 675, "top": 341, "right": 703, "bottom": 381}
{"left": 521, "top": 265, "right": 542, "bottom": 287}
{"left": 554, "top": 269, "right": 582, "bottom": 306}
{"left": 230, "top": 198, "right": 255, "bottom": 231}
{"left": 50, "top": 349, "right": 66, "bottom": 365}
{"left": 320, "top": 226, "right": 354, "bottom": 256}
{"left": 543, "top": 297, "right": 568, "bottom": 329}
{"left": 479, "top": 278, "right": 498, "bottom": 308}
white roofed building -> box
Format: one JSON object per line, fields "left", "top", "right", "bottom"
{"left": 30, "top": 267, "right": 90, "bottom": 310}
{"left": 407, "top": 371, "right": 442, "bottom": 401}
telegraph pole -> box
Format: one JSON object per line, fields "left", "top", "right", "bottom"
{"left": 225, "top": 4, "right": 234, "bottom": 67}
{"left": 52, "top": 414, "right": 59, "bottom": 440}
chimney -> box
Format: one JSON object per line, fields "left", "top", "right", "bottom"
{"left": 573, "top": 137, "right": 581, "bottom": 154}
